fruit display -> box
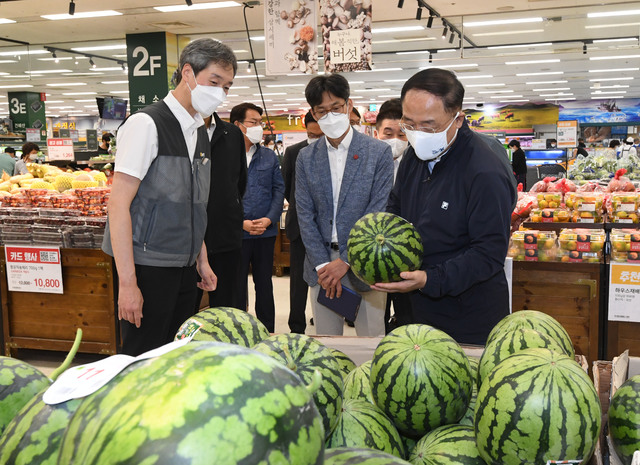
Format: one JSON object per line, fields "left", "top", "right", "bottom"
{"left": 566, "top": 192, "right": 605, "bottom": 213}
{"left": 508, "top": 230, "right": 558, "bottom": 262}
{"left": 610, "top": 229, "right": 640, "bottom": 263}
{"left": 570, "top": 209, "right": 604, "bottom": 223}
{"left": 474, "top": 348, "right": 601, "bottom": 465}
{"left": 608, "top": 375, "right": 640, "bottom": 465}
{"left": 408, "top": 424, "right": 486, "bottom": 465}
{"left": 557, "top": 228, "right": 605, "bottom": 262}
{"left": 343, "top": 360, "right": 374, "bottom": 404}
{"left": 326, "top": 399, "right": 405, "bottom": 459}
{"left": 347, "top": 212, "right": 423, "bottom": 285}
{"left": 529, "top": 208, "right": 571, "bottom": 223}
{"left": 610, "top": 192, "right": 640, "bottom": 224}
{"left": 324, "top": 447, "right": 412, "bottom": 465}
{"left": 369, "top": 325, "right": 473, "bottom": 438}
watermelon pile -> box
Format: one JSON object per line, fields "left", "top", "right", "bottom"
{"left": 609, "top": 375, "right": 640, "bottom": 465}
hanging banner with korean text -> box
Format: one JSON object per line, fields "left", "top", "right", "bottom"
{"left": 264, "top": 0, "right": 318, "bottom": 75}
{"left": 321, "top": 0, "right": 372, "bottom": 73}
{"left": 609, "top": 263, "right": 640, "bottom": 323}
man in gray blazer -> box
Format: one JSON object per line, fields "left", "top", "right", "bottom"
{"left": 295, "top": 74, "right": 394, "bottom": 336}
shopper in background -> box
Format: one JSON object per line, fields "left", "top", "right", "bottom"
{"left": 103, "top": 38, "right": 227, "bottom": 356}
{"left": 232, "top": 102, "right": 284, "bottom": 333}
{"left": 296, "top": 73, "right": 393, "bottom": 336}
{"left": 350, "top": 107, "right": 362, "bottom": 129}
{"left": 604, "top": 139, "right": 620, "bottom": 160}
{"left": 575, "top": 138, "right": 589, "bottom": 157}
{"left": 282, "top": 111, "right": 324, "bottom": 334}
{"left": 97, "top": 133, "right": 112, "bottom": 155}
{"left": 634, "top": 137, "right": 639, "bottom": 149}
{"left": 508, "top": 139, "right": 527, "bottom": 190}
{"left": 375, "top": 68, "right": 517, "bottom": 345}
{"left": 0, "top": 147, "right": 16, "bottom": 177}
{"left": 14, "top": 142, "right": 39, "bottom": 176}
{"left": 619, "top": 136, "right": 638, "bottom": 160}
{"left": 198, "top": 68, "right": 247, "bottom": 312}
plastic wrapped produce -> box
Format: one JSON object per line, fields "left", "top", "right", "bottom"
{"left": 508, "top": 230, "right": 558, "bottom": 262}
{"left": 610, "top": 229, "right": 640, "bottom": 263}
{"left": 529, "top": 208, "right": 571, "bottom": 223}
{"left": 529, "top": 177, "right": 556, "bottom": 194}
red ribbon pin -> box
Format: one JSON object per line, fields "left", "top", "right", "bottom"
{"left": 353, "top": 155, "right": 359, "bottom": 160}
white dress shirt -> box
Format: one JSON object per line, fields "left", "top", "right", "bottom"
{"left": 393, "top": 154, "right": 403, "bottom": 183}
{"left": 326, "top": 126, "right": 354, "bottom": 243}
{"left": 114, "top": 91, "right": 205, "bottom": 180}
{"left": 246, "top": 144, "right": 257, "bottom": 167}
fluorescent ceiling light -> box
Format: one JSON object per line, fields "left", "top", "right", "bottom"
{"left": 0, "top": 18, "right": 16, "bottom": 24}
{"left": 488, "top": 42, "right": 552, "bottom": 50}
{"left": 588, "top": 9, "right": 640, "bottom": 18}
{"left": 500, "top": 99, "right": 529, "bottom": 103}
{"left": 539, "top": 93, "right": 574, "bottom": 97}
{"left": 356, "top": 88, "right": 391, "bottom": 92}
{"left": 25, "top": 69, "right": 73, "bottom": 75}
{"left": 591, "top": 96, "right": 624, "bottom": 99}
{"left": 348, "top": 81, "right": 365, "bottom": 84}
{"left": 465, "top": 17, "right": 542, "bottom": 27}
{"left": 74, "top": 99, "right": 95, "bottom": 102}
{"left": 478, "top": 90, "right": 513, "bottom": 94}
{"left": 473, "top": 29, "right": 543, "bottom": 37}
{"left": 62, "top": 92, "right": 97, "bottom": 95}
{"left": 396, "top": 50, "right": 432, "bottom": 55}
{"left": 590, "top": 54, "right": 640, "bottom": 61}
{"left": 466, "top": 83, "right": 506, "bottom": 88}
{"left": 490, "top": 95, "right": 522, "bottom": 98}
{"left": 266, "top": 83, "right": 305, "bottom": 88}
{"left": 355, "top": 67, "right": 402, "bottom": 73}
{"left": 253, "top": 92, "right": 286, "bottom": 96}
{"left": 375, "top": 37, "right": 435, "bottom": 45}
{"left": 0, "top": 50, "right": 48, "bottom": 56}
{"left": 420, "top": 64, "right": 478, "bottom": 70}
{"left": 63, "top": 72, "right": 104, "bottom": 76}
{"left": 592, "top": 90, "right": 627, "bottom": 94}
{"left": 154, "top": 1, "right": 240, "bottom": 12}
{"left": 251, "top": 36, "right": 265, "bottom": 41}
{"left": 72, "top": 44, "right": 126, "bottom": 52}
{"left": 350, "top": 96, "right": 364, "bottom": 99}
{"left": 231, "top": 86, "right": 250, "bottom": 89}
{"left": 48, "top": 106, "right": 75, "bottom": 109}
{"left": 592, "top": 38, "right": 638, "bottom": 43}
{"left": 45, "top": 100, "right": 65, "bottom": 103}
{"left": 101, "top": 80, "right": 129, "bottom": 84}
{"left": 436, "top": 49, "right": 456, "bottom": 53}
{"left": 245, "top": 99, "right": 272, "bottom": 103}
{"left": 109, "top": 90, "right": 129, "bottom": 94}
{"left": 545, "top": 97, "right": 575, "bottom": 101}
{"left": 516, "top": 71, "right": 563, "bottom": 77}
{"left": 42, "top": 10, "right": 122, "bottom": 20}
{"left": 384, "top": 79, "right": 408, "bottom": 83}
{"left": 505, "top": 59, "right": 560, "bottom": 65}
{"left": 233, "top": 49, "right": 248, "bottom": 54}
{"left": 589, "top": 76, "right": 634, "bottom": 81}
{"left": 236, "top": 74, "right": 265, "bottom": 78}
{"left": 91, "top": 67, "right": 123, "bottom": 72}
{"left": 0, "top": 84, "right": 33, "bottom": 89}
{"left": 525, "top": 80, "right": 568, "bottom": 85}
{"left": 533, "top": 88, "right": 571, "bottom": 92}
{"left": 588, "top": 67, "right": 639, "bottom": 73}
{"left": 0, "top": 60, "right": 17, "bottom": 64}
{"left": 372, "top": 26, "right": 424, "bottom": 33}
{"left": 286, "top": 98, "right": 307, "bottom": 101}
{"left": 39, "top": 57, "right": 74, "bottom": 62}
{"left": 273, "top": 103, "right": 295, "bottom": 106}
{"left": 46, "top": 82, "right": 87, "bottom": 87}
{"left": 589, "top": 85, "right": 629, "bottom": 89}
{"left": 458, "top": 74, "right": 493, "bottom": 80}
{"left": 585, "top": 22, "right": 640, "bottom": 29}
{"left": 378, "top": 94, "right": 401, "bottom": 98}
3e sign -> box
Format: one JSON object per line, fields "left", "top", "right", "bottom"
{"left": 10, "top": 98, "right": 26, "bottom": 115}
{"left": 132, "top": 46, "right": 162, "bottom": 77}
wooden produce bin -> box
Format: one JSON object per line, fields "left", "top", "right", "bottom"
{"left": 512, "top": 261, "right": 604, "bottom": 367}
{"left": 607, "top": 319, "right": 640, "bottom": 360}
{"left": 1, "top": 247, "right": 119, "bottom": 356}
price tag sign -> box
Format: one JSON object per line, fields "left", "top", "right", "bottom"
{"left": 4, "top": 245, "right": 63, "bottom": 294}
{"left": 26, "top": 128, "right": 40, "bottom": 142}
{"left": 46, "top": 138, "right": 74, "bottom": 161}
{"left": 557, "top": 120, "right": 578, "bottom": 148}
{"left": 608, "top": 263, "right": 640, "bottom": 322}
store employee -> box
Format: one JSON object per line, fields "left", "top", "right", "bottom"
{"left": 373, "top": 68, "right": 517, "bottom": 345}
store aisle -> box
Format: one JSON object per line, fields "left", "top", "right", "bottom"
{"left": 19, "top": 272, "right": 357, "bottom": 376}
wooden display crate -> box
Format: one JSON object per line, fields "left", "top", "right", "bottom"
{"left": 1, "top": 247, "right": 119, "bottom": 356}
{"left": 607, "top": 320, "right": 640, "bottom": 359}
{"left": 511, "top": 261, "right": 603, "bottom": 367}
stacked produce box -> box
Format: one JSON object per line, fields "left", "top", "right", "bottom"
{"left": 610, "top": 229, "right": 640, "bottom": 263}
{"left": 609, "top": 192, "right": 640, "bottom": 225}
{"left": 558, "top": 228, "right": 605, "bottom": 263}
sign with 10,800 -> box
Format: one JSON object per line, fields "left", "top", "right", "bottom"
{"left": 4, "top": 245, "right": 63, "bottom": 294}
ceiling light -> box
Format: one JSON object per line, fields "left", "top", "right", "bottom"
{"left": 185, "top": 0, "right": 193, "bottom": 5}
{"left": 396, "top": 50, "right": 432, "bottom": 55}
{"left": 466, "top": 83, "right": 506, "bottom": 88}
{"left": 588, "top": 67, "right": 639, "bottom": 73}
{"left": 421, "top": 63, "right": 478, "bottom": 70}
{"left": 516, "top": 71, "right": 563, "bottom": 76}
{"left": 69, "top": 0, "right": 75, "bottom": 15}
{"left": 42, "top": 10, "right": 122, "bottom": 20}
{"left": 74, "top": 99, "right": 96, "bottom": 102}
{"left": 539, "top": 93, "right": 574, "bottom": 97}
{"left": 0, "top": 60, "right": 17, "bottom": 64}
{"left": 0, "top": 85, "right": 34, "bottom": 89}
{"left": 589, "top": 76, "right": 634, "bottom": 81}
{"left": 384, "top": 79, "right": 409, "bottom": 82}
{"left": 0, "top": 18, "right": 16, "bottom": 24}
{"left": 592, "top": 38, "right": 638, "bottom": 43}
{"left": 253, "top": 93, "right": 286, "bottom": 96}
{"left": 154, "top": 1, "right": 240, "bottom": 12}
{"left": 591, "top": 90, "right": 627, "bottom": 94}
{"left": 458, "top": 74, "right": 494, "bottom": 80}
{"left": 24, "top": 69, "right": 73, "bottom": 74}
{"left": 62, "top": 92, "right": 97, "bottom": 95}
{"left": 378, "top": 94, "right": 401, "bottom": 98}
{"left": 0, "top": 50, "right": 48, "bottom": 56}
{"left": 46, "top": 82, "right": 87, "bottom": 87}
{"left": 354, "top": 67, "right": 402, "bottom": 73}
{"left": 89, "top": 58, "right": 96, "bottom": 68}
{"left": 588, "top": 9, "right": 640, "bottom": 18}
{"left": 533, "top": 88, "right": 571, "bottom": 92}
{"left": 266, "top": 83, "right": 305, "bottom": 88}
{"left": 356, "top": 88, "right": 391, "bottom": 92}
{"left": 427, "top": 12, "right": 434, "bottom": 28}
{"left": 499, "top": 99, "right": 529, "bottom": 103}
{"left": 375, "top": 37, "right": 435, "bottom": 45}
{"left": 488, "top": 42, "right": 552, "bottom": 50}
{"left": 589, "top": 54, "right": 640, "bottom": 61}
{"left": 397, "top": 0, "right": 404, "bottom": 7}
{"left": 416, "top": 7, "right": 422, "bottom": 20}
{"left": 505, "top": 59, "right": 560, "bottom": 65}
{"left": 91, "top": 67, "right": 122, "bottom": 71}
{"left": 591, "top": 96, "right": 625, "bottom": 99}
{"left": 489, "top": 95, "right": 522, "bottom": 98}
{"left": 372, "top": 26, "right": 424, "bottom": 34}
{"left": 44, "top": 100, "right": 65, "bottom": 103}
{"left": 251, "top": 36, "right": 265, "bottom": 41}
{"left": 121, "top": 63, "right": 127, "bottom": 74}
{"left": 472, "top": 29, "right": 544, "bottom": 37}
{"left": 235, "top": 74, "right": 265, "bottom": 78}
{"left": 72, "top": 44, "right": 126, "bottom": 52}
{"left": 101, "top": 80, "right": 129, "bottom": 85}
{"left": 449, "top": 32, "right": 455, "bottom": 44}
{"left": 464, "top": 17, "right": 542, "bottom": 27}
{"left": 109, "top": 90, "right": 129, "bottom": 94}
{"left": 478, "top": 90, "right": 514, "bottom": 94}
{"left": 442, "top": 25, "right": 448, "bottom": 39}
{"left": 589, "top": 85, "right": 629, "bottom": 89}
{"left": 585, "top": 22, "right": 640, "bottom": 29}
{"left": 525, "top": 80, "right": 568, "bottom": 85}
{"left": 545, "top": 97, "right": 575, "bottom": 101}
{"left": 583, "top": 43, "right": 588, "bottom": 54}
{"left": 39, "top": 56, "right": 73, "bottom": 62}
{"left": 52, "top": 52, "right": 59, "bottom": 63}
{"left": 286, "top": 98, "right": 307, "bottom": 101}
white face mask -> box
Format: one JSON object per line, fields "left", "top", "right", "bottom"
{"left": 307, "top": 137, "right": 319, "bottom": 145}
{"left": 404, "top": 112, "right": 459, "bottom": 161}
{"left": 244, "top": 124, "right": 264, "bottom": 144}
{"left": 383, "top": 138, "right": 408, "bottom": 159}
{"left": 317, "top": 112, "right": 350, "bottom": 139}
{"left": 186, "top": 72, "right": 226, "bottom": 118}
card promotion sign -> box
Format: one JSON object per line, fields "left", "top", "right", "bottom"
{"left": 608, "top": 263, "right": 640, "bottom": 323}
{"left": 4, "top": 245, "right": 63, "bottom": 294}
{"left": 47, "top": 138, "right": 74, "bottom": 161}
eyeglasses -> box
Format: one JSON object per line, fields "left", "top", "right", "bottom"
{"left": 313, "top": 101, "right": 348, "bottom": 120}
{"left": 399, "top": 113, "right": 459, "bottom": 134}
{"left": 241, "top": 119, "right": 263, "bottom": 128}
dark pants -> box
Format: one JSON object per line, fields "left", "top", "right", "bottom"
{"left": 238, "top": 236, "right": 277, "bottom": 332}
{"left": 195, "top": 248, "right": 242, "bottom": 311}
{"left": 288, "top": 236, "right": 309, "bottom": 334}
{"left": 384, "top": 292, "right": 414, "bottom": 333}
{"left": 515, "top": 173, "right": 527, "bottom": 191}
{"left": 118, "top": 263, "right": 198, "bottom": 356}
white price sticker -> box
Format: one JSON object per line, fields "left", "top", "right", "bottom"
{"left": 4, "top": 245, "right": 63, "bottom": 294}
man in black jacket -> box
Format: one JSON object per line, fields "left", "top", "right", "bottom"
{"left": 373, "top": 68, "right": 517, "bottom": 345}
{"left": 508, "top": 139, "right": 527, "bottom": 190}
{"left": 281, "top": 111, "right": 323, "bottom": 333}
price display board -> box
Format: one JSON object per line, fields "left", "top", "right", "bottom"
{"left": 47, "top": 138, "right": 74, "bottom": 161}
{"left": 4, "top": 245, "right": 63, "bottom": 294}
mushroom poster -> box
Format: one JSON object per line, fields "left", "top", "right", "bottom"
{"left": 321, "top": 0, "right": 372, "bottom": 73}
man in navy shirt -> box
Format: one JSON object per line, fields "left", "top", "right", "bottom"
{"left": 373, "top": 68, "right": 516, "bottom": 345}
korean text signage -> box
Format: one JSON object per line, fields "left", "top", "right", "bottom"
{"left": 5, "top": 245, "right": 63, "bottom": 294}
{"left": 47, "top": 138, "right": 74, "bottom": 161}
{"left": 609, "top": 263, "right": 640, "bottom": 323}
{"left": 8, "top": 92, "right": 46, "bottom": 135}
{"left": 557, "top": 120, "right": 578, "bottom": 148}
{"left": 321, "top": 0, "right": 372, "bottom": 72}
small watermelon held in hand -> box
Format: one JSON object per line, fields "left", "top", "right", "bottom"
{"left": 348, "top": 212, "right": 423, "bottom": 285}
{"left": 609, "top": 375, "right": 640, "bottom": 465}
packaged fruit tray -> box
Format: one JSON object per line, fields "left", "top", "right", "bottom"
{"left": 570, "top": 211, "right": 604, "bottom": 223}
{"left": 558, "top": 250, "right": 601, "bottom": 263}
{"left": 558, "top": 229, "right": 605, "bottom": 253}
{"left": 508, "top": 230, "right": 558, "bottom": 262}
{"left": 610, "top": 229, "right": 640, "bottom": 263}
{"left": 610, "top": 193, "right": 639, "bottom": 213}
{"left": 535, "top": 193, "right": 563, "bottom": 209}
{"left": 529, "top": 209, "right": 571, "bottom": 223}
{"left": 610, "top": 211, "right": 639, "bottom": 224}
{"left": 565, "top": 192, "right": 605, "bottom": 213}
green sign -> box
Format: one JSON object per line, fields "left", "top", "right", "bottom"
{"left": 126, "top": 32, "right": 186, "bottom": 113}
{"left": 86, "top": 129, "right": 98, "bottom": 151}
{"left": 8, "top": 92, "right": 46, "bottom": 135}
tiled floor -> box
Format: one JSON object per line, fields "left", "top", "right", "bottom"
{"left": 19, "top": 273, "right": 357, "bottom": 376}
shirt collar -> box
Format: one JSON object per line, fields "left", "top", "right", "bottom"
{"left": 165, "top": 91, "right": 205, "bottom": 133}
{"left": 325, "top": 125, "right": 354, "bottom": 152}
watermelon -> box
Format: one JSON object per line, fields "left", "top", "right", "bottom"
{"left": 400, "top": 434, "right": 418, "bottom": 458}
{"left": 253, "top": 333, "right": 344, "bottom": 438}
{"left": 324, "top": 447, "right": 412, "bottom": 465}
{"left": 0, "top": 357, "right": 51, "bottom": 435}
{"left": 486, "top": 310, "right": 575, "bottom": 359}
{"left": 0, "top": 393, "right": 82, "bottom": 465}
{"left": 474, "top": 348, "right": 601, "bottom": 465}
{"left": 58, "top": 341, "right": 325, "bottom": 465}
{"left": 459, "top": 357, "right": 479, "bottom": 427}
{"left": 370, "top": 324, "right": 473, "bottom": 438}
{"left": 329, "top": 347, "right": 357, "bottom": 380}
{"left": 347, "top": 212, "right": 423, "bottom": 285}
{"left": 327, "top": 399, "right": 405, "bottom": 458}
{"left": 343, "top": 361, "right": 373, "bottom": 403}
{"left": 174, "top": 306, "right": 270, "bottom": 347}
{"left": 409, "top": 424, "right": 487, "bottom": 465}
{"left": 609, "top": 374, "right": 640, "bottom": 465}
{"left": 477, "top": 328, "right": 567, "bottom": 385}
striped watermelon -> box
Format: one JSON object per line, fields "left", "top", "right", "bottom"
{"left": 347, "top": 212, "right": 423, "bottom": 285}
{"left": 409, "top": 424, "right": 487, "bottom": 465}
{"left": 477, "top": 328, "right": 567, "bottom": 385}
{"left": 327, "top": 399, "right": 405, "bottom": 458}
{"left": 474, "top": 348, "right": 601, "bottom": 465}
{"left": 58, "top": 342, "right": 325, "bottom": 465}
{"left": 486, "top": 310, "right": 575, "bottom": 359}
{"left": 253, "top": 333, "right": 343, "bottom": 438}
{"left": 459, "top": 357, "right": 479, "bottom": 427}
{"left": 343, "top": 361, "right": 373, "bottom": 404}
{"left": 370, "top": 325, "right": 473, "bottom": 438}
{"left": 329, "top": 347, "right": 357, "bottom": 380}
{"left": 0, "top": 393, "right": 81, "bottom": 465}
{"left": 174, "top": 306, "right": 270, "bottom": 347}
{"left": 0, "top": 357, "right": 51, "bottom": 435}
{"left": 609, "top": 375, "right": 640, "bottom": 465}
{"left": 324, "top": 447, "right": 412, "bottom": 465}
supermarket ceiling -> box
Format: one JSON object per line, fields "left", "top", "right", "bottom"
{"left": 1, "top": 0, "right": 640, "bottom": 118}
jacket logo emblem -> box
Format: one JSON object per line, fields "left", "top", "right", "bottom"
{"left": 441, "top": 201, "right": 449, "bottom": 210}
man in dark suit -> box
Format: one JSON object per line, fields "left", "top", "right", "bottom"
{"left": 281, "top": 111, "right": 324, "bottom": 334}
